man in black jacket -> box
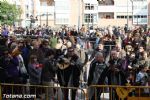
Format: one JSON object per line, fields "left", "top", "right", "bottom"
{"left": 97, "top": 50, "right": 127, "bottom": 100}
{"left": 57, "top": 47, "right": 83, "bottom": 100}
{"left": 88, "top": 52, "right": 107, "bottom": 100}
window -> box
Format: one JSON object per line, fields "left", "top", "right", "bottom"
{"left": 143, "top": 15, "right": 147, "bottom": 18}
{"left": 117, "top": 16, "right": 121, "bottom": 18}
{"left": 141, "top": 15, "right": 144, "bottom": 18}
{"left": 121, "top": 16, "right": 124, "bottom": 18}
{"left": 85, "top": 3, "right": 90, "bottom": 10}
{"left": 134, "top": 15, "right": 147, "bottom": 18}
{"left": 91, "top": 4, "right": 94, "bottom": 10}
{"left": 117, "top": 15, "right": 132, "bottom": 19}
{"left": 134, "top": 15, "right": 137, "bottom": 18}
{"left": 129, "top": 16, "right": 132, "bottom": 18}
{"left": 142, "top": 5, "right": 147, "bottom": 9}
{"left": 106, "top": 15, "right": 110, "bottom": 19}
{"left": 85, "top": 3, "right": 96, "bottom": 10}
{"left": 84, "top": 14, "right": 97, "bottom": 23}
{"left": 84, "top": 14, "right": 90, "bottom": 23}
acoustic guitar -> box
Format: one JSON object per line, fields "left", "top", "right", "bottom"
{"left": 57, "top": 58, "right": 71, "bottom": 70}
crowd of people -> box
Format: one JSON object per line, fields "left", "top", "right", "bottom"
{"left": 0, "top": 24, "right": 150, "bottom": 99}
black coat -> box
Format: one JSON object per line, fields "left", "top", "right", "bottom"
{"left": 98, "top": 67, "right": 127, "bottom": 85}
{"left": 57, "top": 54, "right": 82, "bottom": 87}
{"left": 41, "top": 58, "right": 57, "bottom": 82}
{"left": 87, "top": 60, "right": 107, "bottom": 86}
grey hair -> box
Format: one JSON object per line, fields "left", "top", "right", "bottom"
{"left": 95, "top": 52, "right": 104, "bottom": 58}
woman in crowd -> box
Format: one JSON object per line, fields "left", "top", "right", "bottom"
{"left": 28, "top": 54, "right": 43, "bottom": 98}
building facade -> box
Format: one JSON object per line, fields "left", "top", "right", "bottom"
{"left": 83, "top": 0, "right": 149, "bottom": 28}
{"left": 3, "top": 0, "right": 150, "bottom": 28}
{"left": 53, "top": 0, "right": 149, "bottom": 28}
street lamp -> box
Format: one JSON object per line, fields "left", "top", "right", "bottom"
{"left": 44, "top": 13, "right": 52, "bottom": 26}
{"left": 46, "top": 12, "right": 48, "bottom": 26}
{"left": 36, "top": 13, "right": 51, "bottom": 26}
{"left": 30, "top": 15, "right": 38, "bottom": 28}
{"left": 92, "top": 14, "right": 94, "bottom": 28}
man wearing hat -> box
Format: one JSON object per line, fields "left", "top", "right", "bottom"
{"left": 57, "top": 47, "right": 83, "bottom": 100}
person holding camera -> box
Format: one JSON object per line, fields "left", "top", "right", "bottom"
{"left": 97, "top": 50, "right": 127, "bottom": 100}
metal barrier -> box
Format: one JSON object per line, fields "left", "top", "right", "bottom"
{"left": 1, "top": 83, "right": 150, "bottom": 100}
{"left": 88, "top": 85, "right": 150, "bottom": 100}
{"left": 0, "top": 83, "right": 87, "bottom": 100}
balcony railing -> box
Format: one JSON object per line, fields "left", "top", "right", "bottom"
{"left": 98, "top": 5, "right": 115, "bottom": 12}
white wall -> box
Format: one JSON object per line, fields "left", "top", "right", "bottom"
{"left": 55, "top": 0, "right": 71, "bottom": 24}
{"left": 98, "top": 6, "right": 115, "bottom": 12}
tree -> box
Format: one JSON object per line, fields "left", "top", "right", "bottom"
{"left": 0, "top": 0, "right": 22, "bottom": 25}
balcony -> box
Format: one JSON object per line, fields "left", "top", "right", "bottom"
{"left": 40, "top": 0, "right": 54, "bottom": 6}
{"left": 98, "top": 12, "right": 114, "bottom": 19}
{"left": 98, "top": 0, "right": 114, "bottom": 6}
{"left": 98, "top": 5, "right": 115, "bottom": 12}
